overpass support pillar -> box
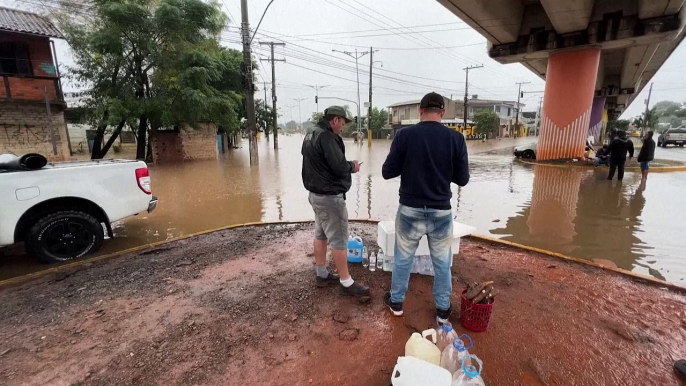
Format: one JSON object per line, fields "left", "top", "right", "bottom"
{"left": 538, "top": 48, "right": 600, "bottom": 161}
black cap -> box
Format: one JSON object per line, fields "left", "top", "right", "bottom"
{"left": 420, "top": 92, "right": 445, "bottom": 109}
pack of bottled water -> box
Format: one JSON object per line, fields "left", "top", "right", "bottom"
{"left": 372, "top": 248, "right": 434, "bottom": 276}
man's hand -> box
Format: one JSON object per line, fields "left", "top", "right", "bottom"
{"left": 352, "top": 160, "right": 361, "bottom": 173}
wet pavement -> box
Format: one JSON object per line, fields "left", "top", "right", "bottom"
{"left": 2, "top": 135, "right": 686, "bottom": 284}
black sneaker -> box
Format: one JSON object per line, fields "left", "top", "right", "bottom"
{"left": 675, "top": 359, "right": 686, "bottom": 380}
{"left": 383, "top": 292, "right": 403, "bottom": 316}
{"left": 436, "top": 304, "right": 452, "bottom": 323}
{"left": 316, "top": 273, "right": 340, "bottom": 288}
{"left": 339, "top": 282, "right": 370, "bottom": 297}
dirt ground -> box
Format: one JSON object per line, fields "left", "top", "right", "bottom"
{"left": 0, "top": 222, "right": 685, "bottom": 386}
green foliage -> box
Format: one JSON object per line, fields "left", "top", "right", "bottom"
{"left": 59, "top": 0, "right": 240, "bottom": 159}
{"left": 255, "top": 99, "right": 277, "bottom": 135}
{"left": 473, "top": 109, "right": 500, "bottom": 137}
{"left": 607, "top": 119, "right": 630, "bottom": 132}
{"left": 632, "top": 107, "right": 659, "bottom": 130}
{"left": 310, "top": 112, "right": 324, "bottom": 124}
{"left": 368, "top": 107, "right": 389, "bottom": 133}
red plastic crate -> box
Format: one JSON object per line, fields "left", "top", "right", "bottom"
{"left": 460, "top": 289, "right": 494, "bottom": 332}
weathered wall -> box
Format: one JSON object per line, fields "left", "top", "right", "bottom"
{"left": 151, "top": 123, "right": 218, "bottom": 163}
{"left": 0, "top": 103, "right": 70, "bottom": 161}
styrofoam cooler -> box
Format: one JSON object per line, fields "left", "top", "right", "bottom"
{"left": 377, "top": 221, "right": 477, "bottom": 260}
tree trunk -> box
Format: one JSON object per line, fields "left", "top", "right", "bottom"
{"left": 90, "top": 124, "right": 106, "bottom": 159}
{"left": 99, "top": 120, "right": 126, "bottom": 157}
{"left": 136, "top": 114, "right": 147, "bottom": 160}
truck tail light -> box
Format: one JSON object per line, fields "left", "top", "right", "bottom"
{"left": 135, "top": 168, "right": 152, "bottom": 194}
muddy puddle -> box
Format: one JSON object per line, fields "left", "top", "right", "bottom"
{"left": 0, "top": 223, "right": 684, "bottom": 385}
{"left": 2, "top": 135, "right": 686, "bottom": 284}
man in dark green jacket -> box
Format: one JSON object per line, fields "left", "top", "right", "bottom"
{"left": 301, "top": 106, "right": 369, "bottom": 297}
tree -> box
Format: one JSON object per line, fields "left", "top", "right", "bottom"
{"left": 369, "top": 107, "right": 389, "bottom": 136}
{"left": 285, "top": 120, "right": 298, "bottom": 131}
{"left": 59, "top": 0, "right": 240, "bottom": 160}
{"left": 607, "top": 119, "right": 630, "bottom": 132}
{"left": 255, "top": 99, "right": 277, "bottom": 136}
{"left": 473, "top": 110, "right": 500, "bottom": 139}
{"left": 310, "top": 112, "right": 324, "bottom": 124}
{"left": 632, "top": 107, "right": 659, "bottom": 131}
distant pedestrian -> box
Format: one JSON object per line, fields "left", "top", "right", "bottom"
{"left": 607, "top": 131, "right": 634, "bottom": 181}
{"left": 301, "top": 106, "right": 370, "bottom": 297}
{"left": 381, "top": 92, "right": 470, "bottom": 322}
{"left": 637, "top": 131, "right": 656, "bottom": 184}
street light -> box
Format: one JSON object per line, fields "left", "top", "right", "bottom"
{"left": 293, "top": 98, "right": 306, "bottom": 132}
{"left": 332, "top": 49, "right": 370, "bottom": 132}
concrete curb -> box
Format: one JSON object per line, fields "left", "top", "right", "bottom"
{"left": 515, "top": 158, "right": 686, "bottom": 172}
{"left": 2, "top": 219, "right": 684, "bottom": 294}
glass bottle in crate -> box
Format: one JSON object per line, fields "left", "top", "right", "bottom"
{"left": 369, "top": 252, "right": 376, "bottom": 272}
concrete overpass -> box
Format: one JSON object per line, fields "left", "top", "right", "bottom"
{"left": 438, "top": 0, "right": 686, "bottom": 160}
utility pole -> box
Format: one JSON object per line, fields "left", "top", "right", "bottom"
{"left": 306, "top": 84, "right": 329, "bottom": 113}
{"left": 534, "top": 97, "right": 543, "bottom": 136}
{"left": 462, "top": 65, "right": 483, "bottom": 132}
{"left": 240, "top": 0, "right": 258, "bottom": 165}
{"left": 514, "top": 81, "right": 531, "bottom": 136}
{"left": 332, "top": 49, "right": 370, "bottom": 132}
{"left": 367, "top": 47, "right": 380, "bottom": 148}
{"left": 263, "top": 81, "right": 268, "bottom": 136}
{"left": 643, "top": 82, "right": 654, "bottom": 135}
{"left": 293, "top": 98, "right": 306, "bottom": 132}
{"left": 260, "top": 42, "right": 285, "bottom": 150}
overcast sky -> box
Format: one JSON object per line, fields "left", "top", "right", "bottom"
{"left": 6, "top": 0, "right": 686, "bottom": 124}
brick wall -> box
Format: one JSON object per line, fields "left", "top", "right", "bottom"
{"left": 0, "top": 33, "right": 57, "bottom": 77}
{"left": 7, "top": 77, "right": 57, "bottom": 100}
{"left": 0, "top": 102, "right": 70, "bottom": 161}
{"left": 151, "top": 123, "right": 218, "bottom": 163}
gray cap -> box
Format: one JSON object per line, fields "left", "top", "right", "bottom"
{"left": 324, "top": 106, "right": 352, "bottom": 123}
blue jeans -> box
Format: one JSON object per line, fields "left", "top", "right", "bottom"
{"left": 391, "top": 205, "right": 453, "bottom": 310}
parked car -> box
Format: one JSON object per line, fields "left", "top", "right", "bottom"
{"left": 0, "top": 155, "right": 157, "bottom": 263}
{"left": 658, "top": 128, "right": 686, "bottom": 147}
{"left": 514, "top": 143, "right": 537, "bottom": 159}
{"left": 514, "top": 140, "right": 593, "bottom": 160}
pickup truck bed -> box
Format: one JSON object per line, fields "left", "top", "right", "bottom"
{"left": 0, "top": 158, "right": 157, "bottom": 263}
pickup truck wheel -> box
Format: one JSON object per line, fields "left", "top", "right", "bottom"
{"left": 26, "top": 211, "right": 104, "bottom": 264}
{"left": 522, "top": 150, "right": 535, "bottom": 159}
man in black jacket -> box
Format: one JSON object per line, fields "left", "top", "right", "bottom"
{"left": 608, "top": 131, "right": 635, "bottom": 181}
{"left": 381, "top": 92, "right": 470, "bottom": 321}
{"left": 637, "top": 130, "right": 656, "bottom": 185}
{"left": 301, "top": 106, "right": 369, "bottom": 297}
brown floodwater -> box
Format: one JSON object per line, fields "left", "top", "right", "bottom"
{"left": 2, "top": 135, "right": 686, "bottom": 284}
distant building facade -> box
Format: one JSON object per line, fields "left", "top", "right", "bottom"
{"left": 388, "top": 96, "right": 526, "bottom": 138}
{"left": 0, "top": 7, "right": 70, "bottom": 161}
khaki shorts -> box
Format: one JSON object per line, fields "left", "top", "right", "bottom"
{"left": 308, "top": 192, "right": 349, "bottom": 250}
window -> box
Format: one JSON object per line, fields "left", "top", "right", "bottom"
{"left": 0, "top": 43, "right": 32, "bottom": 76}
{"left": 508, "top": 108, "right": 511, "bottom": 116}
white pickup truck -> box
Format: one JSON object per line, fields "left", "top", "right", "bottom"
{"left": 0, "top": 155, "right": 157, "bottom": 263}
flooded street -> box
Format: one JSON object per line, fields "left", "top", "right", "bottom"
{"left": 3, "top": 135, "right": 686, "bottom": 283}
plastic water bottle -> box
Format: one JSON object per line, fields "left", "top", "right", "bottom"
{"left": 376, "top": 250, "right": 393, "bottom": 272}
{"left": 376, "top": 250, "right": 384, "bottom": 270}
{"left": 362, "top": 247, "right": 369, "bottom": 268}
{"left": 440, "top": 334, "right": 473, "bottom": 375}
{"left": 436, "top": 317, "right": 459, "bottom": 353}
{"left": 369, "top": 252, "right": 377, "bottom": 272}
{"left": 451, "top": 355, "right": 485, "bottom": 386}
